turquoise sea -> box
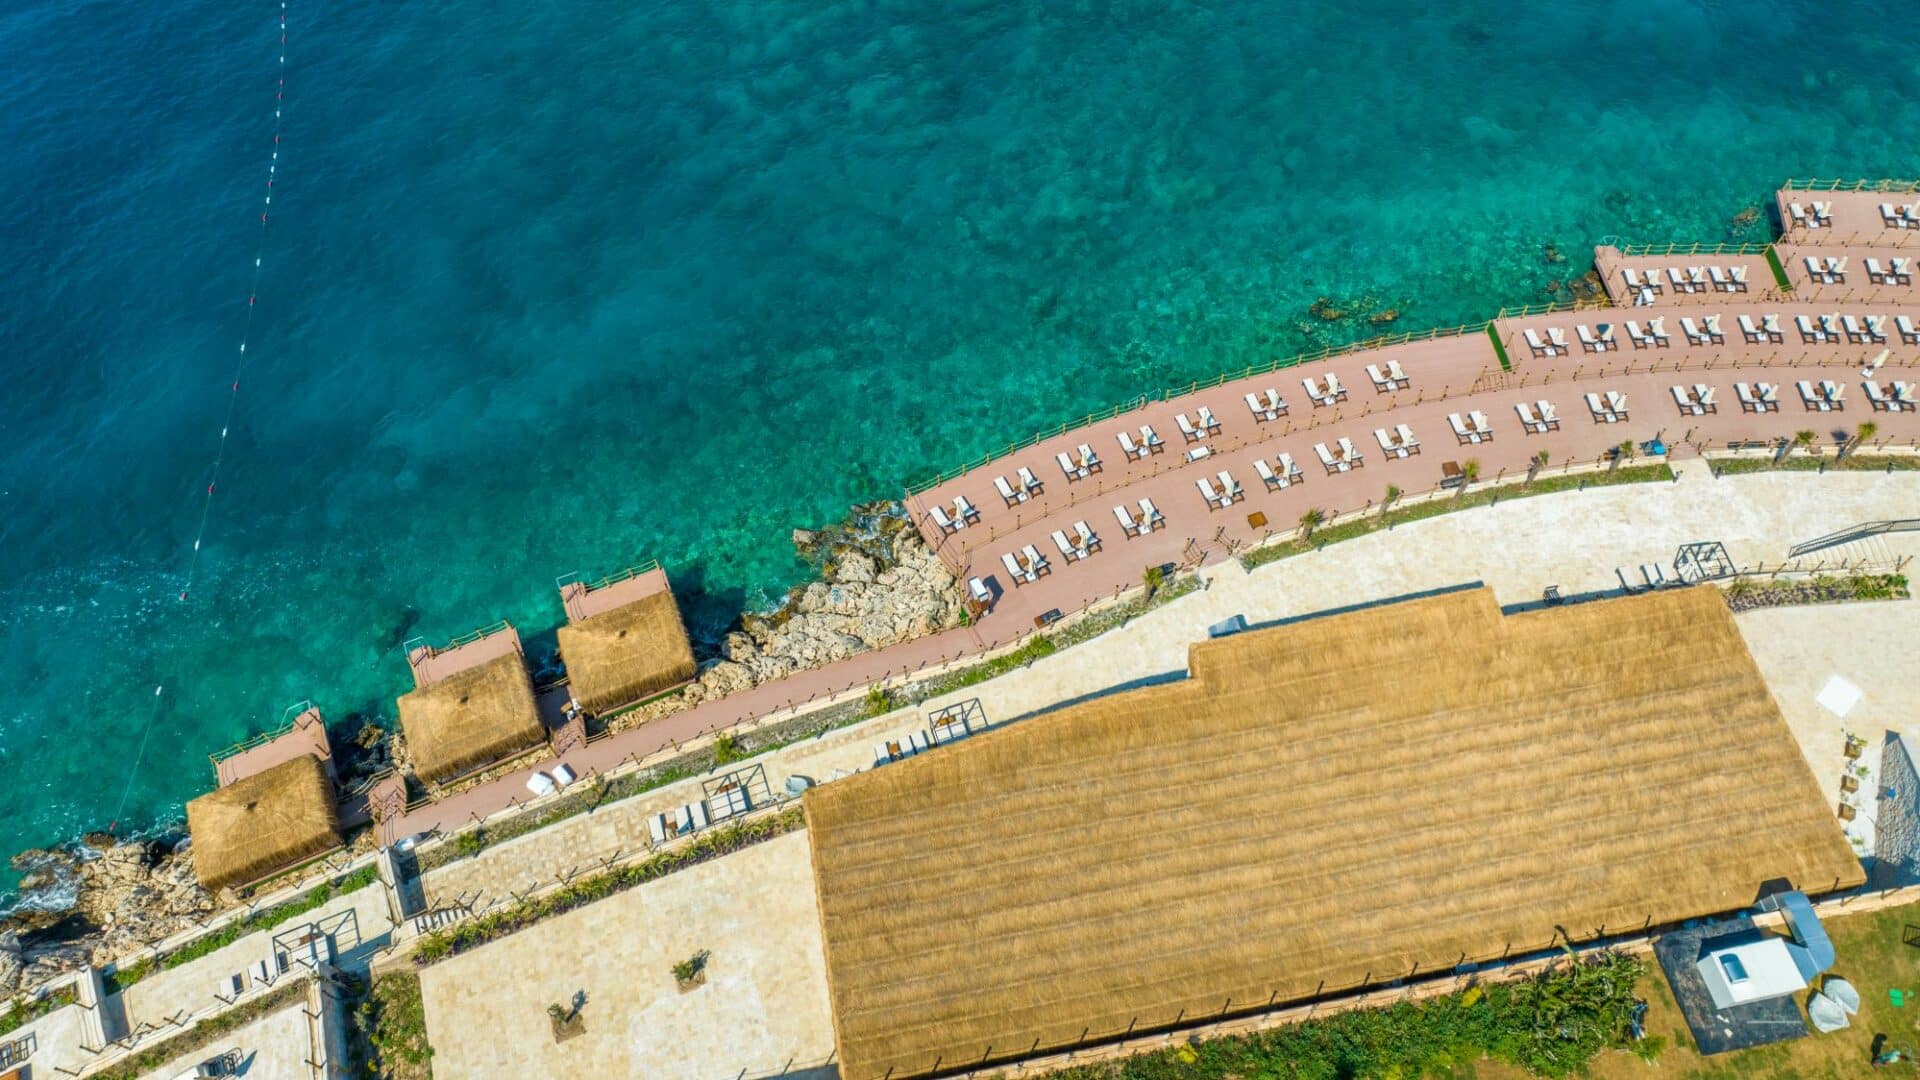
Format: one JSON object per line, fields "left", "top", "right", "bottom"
{"left": 2, "top": 0, "right": 1917, "bottom": 893}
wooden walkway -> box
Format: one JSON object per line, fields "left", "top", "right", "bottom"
{"left": 379, "top": 186, "right": 1920, "bottom": 846}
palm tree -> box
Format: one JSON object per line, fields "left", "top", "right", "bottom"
{"left": 1456, "top": 458, "right": 1481, "bottom": 496}
{"left": 1526, "top": 449, "right": 1550, "bottom": 486}
{"left": 1298, "top": 507, "right": 1325, "bottom": 540}
{"left": 1381, "top": 484, "right": 1401, "bottom": 516}
{"left": 1844, "top": 421, "right": 1879, "bottom": 461}
{"left": 1608, "top": 439, "right": 1634, "bottom": 473}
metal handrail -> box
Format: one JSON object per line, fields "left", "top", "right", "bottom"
{"left": 1786, "top": 519, "right": 1920, "bottom": 559}
{"left": 1783, "top": 177, "right": 1920, "bottom": 193}
{"left": 1609, "top": 241, "right": 1774, "bottom": 257}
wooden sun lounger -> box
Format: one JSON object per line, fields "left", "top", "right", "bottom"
{"left": 1113, "top": 503, "right": 1141, "bottom": 536}
{"left": 994, "top": 475, "right": 1024, "bottom": 505}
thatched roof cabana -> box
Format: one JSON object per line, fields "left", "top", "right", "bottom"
{"left": 186, "top": 754, "right": 342, "bottom": 893}
{"left": 556, "top": 565, "right": 695, "bottom": 715}
{"left": 804, "top": 586, "right": 1863, "bottom": 1080}
{"left": 398, "top": 627, "right": 544, "bottom": 785}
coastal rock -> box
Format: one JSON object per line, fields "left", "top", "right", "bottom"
{"left": 720, "top": 632, "right": 759, "bottom": 664}
{"left": 699, "top": 662, "right": 756, "bottom": 698}
{"left": 790, "top": 528, "right": 818, "bottom": 551}
{"left": 0, "top": 932, "right": 23, "bottom": 994}
{"left": 829, "top": 550, "right": 878, "bottom": 584}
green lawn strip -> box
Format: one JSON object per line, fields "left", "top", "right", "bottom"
{"left": 1050, "top": 951, "right": 1650, "bottom": 1080}
{"left": 103, "top": 864, "right": 381, "bottom": 994}
{"left": 340, "top": 970, "right": 435, "bottom": 1080}
{"left": 1722, "top": 573, "right": 1909, "bottom": 611}
{"left": 0, "top": 984, "right": 78, "bottom": 1036}
{"left": 412, "top": 807, "right": 807, "bottom": 964}
{"left": 1242, "top": 465, "right": 1675, "bottom": 571}
{"left": 1710, "top": 454, "right": 1920, "bottom": 476}
{"left": 417, "top": 574, "right": 1204, "bottom": 873}
{"left": 1487, "top": 321, "right": 1511, "bottom": 371}
{"left": 89, "top": 980, "right": 307, "bottom": 1080}
{"left": 1764, "top": 245, "right": 1793, "bottom": 292}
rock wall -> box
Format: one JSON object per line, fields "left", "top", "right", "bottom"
{"left": 1873, "top": 733, "right": 1920, "bottom": 889}
{"left": 2, "top": 835, "right": 212, "bottom": 995}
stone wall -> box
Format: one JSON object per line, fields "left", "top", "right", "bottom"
{"left": 1873, "top": 733, "right": 1920, "bottom": 888}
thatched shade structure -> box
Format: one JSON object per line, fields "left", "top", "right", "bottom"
{"left": 186, "top": 754, "right": 342, "bottom": 893}
{"left": 556, "top": 566, "right": 695, "bottom": 714}
{"left": 398, "top": 629, "right": 544, "bottom": 785}
{"left": 804, "top": 586, "right": 1863, "bottom": 1080}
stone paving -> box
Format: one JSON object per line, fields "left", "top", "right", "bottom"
{"left": 133, "top": 993, "right": 313, "bottom": 1080}
{"left": 423, "top": 468, "right": 1919, "bottom": 914}
{"left": 418, "top": 830, "right": 834, "bottom": 1080}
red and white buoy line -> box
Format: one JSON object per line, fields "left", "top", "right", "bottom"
{"left": 111, "top": 2, "right": 292, "bottom": 834}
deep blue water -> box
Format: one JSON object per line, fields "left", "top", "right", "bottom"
{"left": 2, "top": 0, "right": 1917, "bottom": 890}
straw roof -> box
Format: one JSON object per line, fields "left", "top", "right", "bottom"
{"left": 557, "top": 588, "right": 696, "bottom": 714}
{"left": 397, "top": 650, "right": 544, "bottom": 784}
{"left": 186, "top": 755, "right": 342, "bottom": 893}
{"left": 805, "top": 586, "right": 1862, "bottom": 1080}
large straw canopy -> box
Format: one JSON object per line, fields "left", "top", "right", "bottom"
{"left": 557, "top": 588, "right": 696, "bottom": 714}
{"left": 397, "top": 651, "right": 543, "bottom": 784}
{"left": 804, "top": 586, "right": 1863, "bottom": 1080}
{"left": 186, "top": 755, "right": 342, "bottom": 893}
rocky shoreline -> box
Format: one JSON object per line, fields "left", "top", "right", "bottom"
{"left": 0, "top": 500, "right": 964, "bottom": 998}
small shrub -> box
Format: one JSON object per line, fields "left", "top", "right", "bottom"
{"left": 671, "top": 949, "right": 711, "bottom": 984}
{"left": 712, "top": 732, "right": 745, "bottom": 765}
{"left": 451, "top": 830, "right": 487, "bottom": 859}
{"left": 864, "top": 685, "right": 896, "bottom": 718}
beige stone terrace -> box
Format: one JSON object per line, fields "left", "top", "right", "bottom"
{"left": 419, "top": 468, "right": 1920, "bottom": 918}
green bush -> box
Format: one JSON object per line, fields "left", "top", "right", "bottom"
{"left": 103, "top": 863, "right": 381, "bottom": 993}
{"left": 0, "top": 984, "right": 77, "bottom": 1035}
{"left": 1052, "top": 951, "right": 1647, "bottom": 1080}
{"left": 712, "top": 731, "right": 746, "bottom": 765}
{"left": 413, "top": 807, "right": 806, "bottom": 964}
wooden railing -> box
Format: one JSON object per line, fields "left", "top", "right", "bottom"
{"left": 1783, "top": 177, "right": 1920, "bottom": 193}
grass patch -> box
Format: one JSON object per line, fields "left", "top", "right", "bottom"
{"left": 1242, "top": 465, "right": 1675, "bottom": 571}
{"left": 1710, "top": 453, "right": 1920, "bottom": 476}
{"left": 89, "top": 979, "right": 307, "bottom": 1080}
{"left": 342, "top": 971, "right": 435, "bottom": 1080}
{"left": 0, "top": 984, "right": 77, "bottom": 1036}
{"left": 1722, "top": 573, "right": 1908, "bottom": 612}
{"left": 413, "top": 806, "right": 806, "bottom": 964}
{"left": 1480, "top": 895, "right": 1920, "bottom": 1079}
{"left": 1052, "top": 951, "right": 1648, "bottom": 1080}
{"left": 1487, "top": 321, "right": 1512, "bottom": 371}
{"left": 416, "top": 573, "right": 1203, "bottom": 873}
{"left": 1763, "top": 244, "right": 1793, "bottom": 292}
{"left": 102, "top": 863, "right": 380, "bottom": 994}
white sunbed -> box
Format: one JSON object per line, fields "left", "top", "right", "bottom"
{"left": 1277, "top": 453, "right": 1299, "bottom": 483}
{"left": 1843, "top": 314, "right": 1866, "bottom": 342}
{"left": 1866, "top": 257, "right": 1887, "bottom": 282}
{"left": 1797, "top": 380, "right": 1826, "bottom": 411}
{"left": 1469, "top": 410, "right": 1489, "bottom": 434}
{"left": 994, "top": 475, "right": 1024, "bottom": 504}
{"left": 1197, "top": 406, "right": 1220, "bottom": 430}
{"left": 1606, "top": 391, "right": 1628, "bottom": 415}
{"left": 1374, "top": 428, "right": 1398, "bottom": 452}
{"left": 1736, "top": 382, "right": 1759, "bottom": 411}
{"left": 1176, "top": 412, "right": 1200, "bottom": 439}
{"left": 1113, "top": 503, "right": 1141, "bottom": 536}
{"left": 1052, "top": 529, "right": 1078, "bottom": 559}
{"left": 1001, "top": 550, "right": 1030, "bottom": 584}
{"left": 1254, "top": 457, "right": 1280, "bottom": 488}
{"left": 1366, "top": 363, "right": 1391, "bottom": 390}
{"left": 1386, "top": 359, "right": 1408, "bottom": 384}
{"left": 1056, "top": 450, "right": 1082, "bottom": 478}
{"left": 675, "top": 804, "right": 696, "bottom": 834}
{"left": 1730, "top": 265, "right": 1748, "bottom": 289}
{"left": 1538, "top": 399, "right": 1558, "bottom": 427}
{"left": 526, "top": 772, "right": 557, "bottom": 798}
{"left": 1216, "top": 470, "right": 1242, "bottom": 500}
{"left": 1702, "top": 314, "right": 1723, "bottom": 341}
{"left": 1515, "top": 401, "right": 1541, "bottom": 431}
{"left": 1738, "top": 314, "right": 1763, "bottom": 342}
{"left": 690, "top": 800, "right": 710, "bottom": 830}
{"left": 1117, "top": 430, "right": 1142, "bottom": 458}
{"left": 1671, "top": 385, "right": 1699, "bottom": 414}
{"left": 649, "top": 814, "right": 669, "bottom": 845}
{"left": 1021, "top": 543, "right": 1049, "bottom": 574}
{"left": 1196, "top": 476, "right": 1226, "bottom": 508}
{"left": 1395, "top": 423, "right": 1418, "bottom": 450}
{"left": 1017, "top": 466, "right": 1042, "bottom": 493}
{"left": 929, "top": 505, "right": 956, "bottom": 532}
{"left": 1680, "top": 317, "right": 1707, "bottom": 344}
{"left": 1646, "top": 316, "right": 1669, "bottom": 345}
{"left": 1302, "top": 375, "right": 1329, "bottom": 403}
{"left": 1805, "top": 255, "right": 1826, "bottom": 281}
{"left": 1864, "top": 315, "right": 1887, "bottom": 341}
{"left": 1448, "top": 413, "right": 1479, "bottom": 444}
{"left": 1788, "top": 201, "right": 1808, "bottom": 227}
{"left": 1325, "top": 373, "right": 1344, "bottom": 397}
{"left": 1546, "top": 327, "right": 1569, "bottom": 351}
{"left": 1900, "top": 315, "right": 1920, "bottom": 344}
{"left": 1337, "top": 436, "right": 1362, "bottom": 466}
{"left": 1314, "top": 442, "right": 1345, "bottom": 472}
{"left": 1586, "top": 391, "right": 1607, "bottom": 419}
{"left": 1761, "top": 313, "right": 1783, "bottom": 340}
{"left": 1138, "top": 497, "right": 1163, "bottom": 526}
{"left": 1075, "top": 520, "right": 1098, "bottom": 551}
{"left": 1668, "top": 266, "right": 1690, "bottom": 291}
{"left": 1822, "top": 380, "right": 1844, "bottom": 404}
{"left": 1795, "top": 314, "right": 1824, "bottom": 342}
{"left": 1139, "top": 424, "right": 1164, "bottom": 450}
{"left": 1866, "top": 381, "right": 1890, "bottom": 410}
{"left": 954, "top": 495, "right": 978, "bottom": 523}
{"left": 1077, "top": 443, "right": 1099, "bottom": 469}
{"left": 1577, "top": 325, "right": 1602, "bottom": 351}
{"left": 1524, "top": 328, "right": 1555, "bottom": 356}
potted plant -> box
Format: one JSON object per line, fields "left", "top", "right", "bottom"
{"left": 672, "top": 950, "right": 711, "bottom": 992}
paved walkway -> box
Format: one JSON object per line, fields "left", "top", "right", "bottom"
{"left": 380, "top": 187, "right": 1920, "bottom": 851}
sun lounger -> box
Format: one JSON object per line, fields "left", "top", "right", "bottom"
{"left": 1394, "top": 423, "right": 1419, "bottom": 452}
{"left": 1866, "top": 380, "right": 1891, "bottom": 410}
{"left": 1053, "top": 529, "right": 1078, "bottom": 559}
{"left": 1255, "top": 457, "right": 1281, "bottom": 489}
{"left": 1117, "top": 430, "right": 1142, "bottom": 458}
{"left": 1177, "top": 412, "right": 1200, "bottom": 441}
{"left": 955, "top": 495, "right": 979, "bottom": 524}
{"left": 994, "top": 475, "right": 1024, "bottom": 505}
{"left": 1538, "top": 399, "right": 1558, "bottom": 428}
{"left": 1804, "top": 255, "right": 1826, "bottom": 282}
{"left": 1606, "top": 391, "right": 1628, "bottom": 417}
{"left": 1708, "top": 266, "right": 1730, "bottom": 291}
{"left": 650, "top": 814, "right": 669, "bottom": 845}
{"left": 1900, "top": 316, "right": 1920, "bottom": 344}
{"left": 1546, "top": 327, "right": 1568, "bottom": 352}
{"left": 1895, "top": 382, "right": 1916, "bottom": 409}
{"left": 1277, "top": 452, "right": 1299, "bottom": 483}
{"left": 1077, "top": 443, "right": 1100, "bottom": 471}
{"left": 1057, "top": 450, "right": 1083, "bottom": 479}
{"left": 1891, "top": 257, "right": 1913, "bottom": 284}
{"left": 1215, "top": 470, "right": 1242, "bottom": 501}
{"left": 1671, "top": 385, "right": 1699, "bottom": 414}
{"left": 1468, "top": 411, "right": 1489, "bottom": 436}
{"left": 1730, "top": 264, "right": 1748, "bottom": 290}
{"left": 1366, "top": 363, "right": 1391, "bottom": 390}
{"left": 1002, "top": 550, "right": 1031, "bottom": 584}
{"left": 1247, "top": 391, "right": 1273, "bottom": 419}
{"left": 1680, "top": 317, "right": 1707, "bottom": 345}
{"left": 1196, "top": 476, "right": 1227, "bottom": 508}
{"left": 1843, "top": 314, "right": 1866, "bottom": 343}
{"left": 1702, "top": 314, "right": 1723, "bottom": 342}
{"left": 1668, "top": 266, "right": 1690, "bottom": 292}
{"left": 1788, "top": 201, "right": 1808, "bottom": 227}
{"left": 1375, "top": 427, "right": 1398, "bottom": 453}
{"left": 1736, "top": 382, "right": 1758, "bottom": 411}
{"left": 675, "top": 804, "right": 696, "bottom": 834}
{"left": 1021, "top": 543, "right": 1049, "bottom": 575}
{"left": 1074, "top": 519, "right": 1099, "bottom": 552}
{"left": 1138, "top": 497, "right": 1163, "bottom": 527}
{"left": 1586, "top": 391, "right": 1608, "bottom": 420}
{"left": 1822, "top": 380, "right": 1844, "bottom": 406}
{"left": 968, "top": 576, "right": 991, "bottom": 605}
{"left": 1139, "top": 424, "right": 1164, "bottom": 451}
{"left": 1302, "top": 375, "right": 1330, "bottom": 404}
{"left": 1113, "top": 503, "right": 1141, "bottom": 536}
{"left": 1864, "top": 314, "right": 1886, "bottom": 342}
{"left": 1515, "top": 401, "right": 1541, "bottom": 432}
{"left": 929, "top": 505, "right": 957, "bottom": 533}
{"left": 1448, "top": 412, "right": 1479, "bottom": 444}
{"left": 1577, "top": 325, "right": 1602, "bottom": 352}
{"left": 1796, "top": 314, "right": 1824, "bottom": 342}
{"left": 1337, "top": 436, "right": 1362, "bottom": 467}
{"left": 1386, "top": 359, "right": 1408, "bottom": 385}
{"left": 1641, "top": 564, "right": 1667, "bottom": 589}
{"left": 1760, "top": 313, "right": 1782, "bottom": 341}
{"left": 1797, "top": 380, "right": 1828, "bottom": 411}
{"left": 1866, "top": 257, "right": 1887, "bottom": 284}
{"left": 1017, "top": 466, "right": 1042, "bottom": 494}
{"left": 1645, "top": 316, "right": 1668, "bottom": 346}
{"left": 1621, "top": 267, "right": 1646, "bottom": 292}
{"left": 1314, "top": 442, "right": 1345, "bottom": 473}
{"left": 1738, "top": 314, "right": 1763, "bottom": 342}
{"left": 1197, "top": 406, "right": 1220, "bottom": 432}
{"left": 1524, "top": 328, "right": 1555, "bottom": 357}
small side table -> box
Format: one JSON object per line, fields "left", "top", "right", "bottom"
{"left": 1246, "top": 511, "right": 1268, "bottom": 529}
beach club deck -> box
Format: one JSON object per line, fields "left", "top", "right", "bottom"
{"left": 555, "top": 561, "right": 697, "bottom": 716}
{"left": 211, "top": 703, "right": 335, "bottom": 789}
{"left": 369, "top": 180, "right": 1920, "bottom": 849}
